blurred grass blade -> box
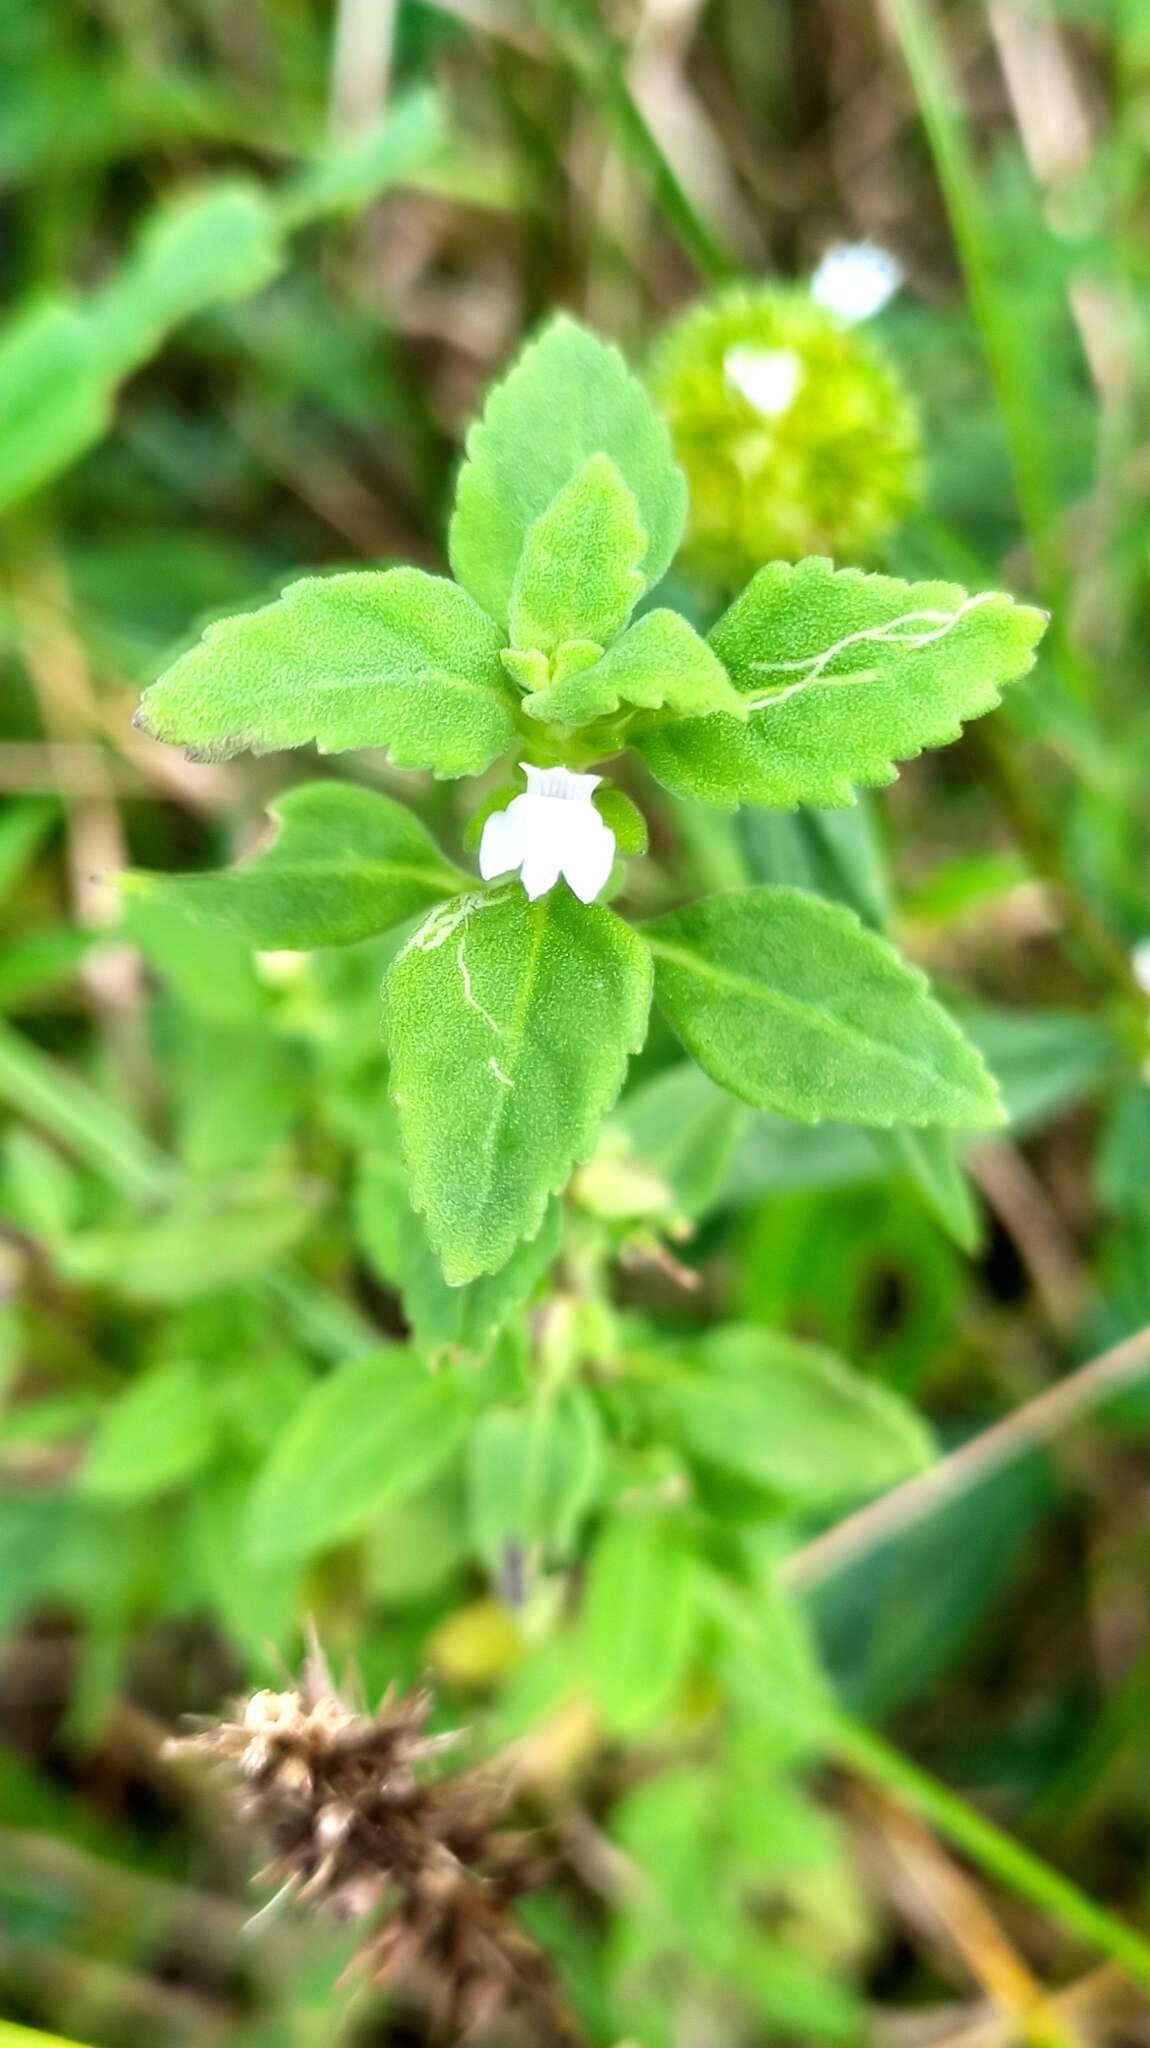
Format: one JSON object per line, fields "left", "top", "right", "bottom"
{"left": 543, "top": 0, "right": 737, "bottom": 282}
{"left": 0, "top": 2028, "right": 96, "bottom": 2048}
{"left": 832, "top": 1714, "right": 1150, "bottom": 1990}
{"left": 279, "top": 87, "right": 444, "bottom": 227}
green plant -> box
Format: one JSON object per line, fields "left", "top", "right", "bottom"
{"left": 3, "top": 7, "right": 1147, "bottom": 2024}
{"left": 133, "top": 314, "right": 1041, "bottom": 1290}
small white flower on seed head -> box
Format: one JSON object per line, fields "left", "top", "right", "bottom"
{"left": 479, "top": 764, "right": 617, "bottom": 905}
{"left": 811, "top": 242, "right": 903, "bottom": 325}
{"left": 724, "top": 344, "right": 803, "bottom": 418}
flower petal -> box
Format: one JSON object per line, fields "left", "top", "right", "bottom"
{"left": 724, "top": 346, "right": 802, "bottom": 418}
{"left": 523, "top": 763, "right": 602, "bottom": 802}
{"left": 519, "top": 836, "right": 565, "bottom": 899}
{"left": 559, "top": 809, "right": 616, "bottom": 904}
{"left": 811, "top": 243, "right": 902, "bottom": 325}
{"left": 479, "top": 805, "right": 523, "bottom": 881}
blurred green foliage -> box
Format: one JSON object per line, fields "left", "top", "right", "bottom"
{"left": 2, "top": 0, "right": 1150, "bottom": 2044}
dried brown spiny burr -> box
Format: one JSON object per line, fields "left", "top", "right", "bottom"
{"left": 165, "top": 1637, "right": 581, "bottom": 2043}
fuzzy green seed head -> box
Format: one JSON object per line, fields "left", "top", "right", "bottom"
{"left": 651, "top": 285, "right": 922, "bottom": 590}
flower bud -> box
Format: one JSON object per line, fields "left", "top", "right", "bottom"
{"left": 650, "top": 283, "right": 921, "bottom": 590}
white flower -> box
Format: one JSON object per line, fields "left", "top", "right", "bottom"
{"left": 811, "top": 242, "right": 903, "bottom": 325}
{"left": 724, "top": 344, "right": 803, "bottom": 418}
{"left": 1133, "top": 938, "right": 1150, "bottom": 996}
{"left": 479, "top": 764, "right": 617, "bottom": 904}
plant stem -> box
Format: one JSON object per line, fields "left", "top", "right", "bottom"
{"left": 782, "top": 1319, "right": 1150, "bottom": 1591}
{"left": 831, "top": 1713, "right": 1150, "bottom": 1990}
{"left": 884, "top": 0, "right": 1064, "bottom": 617}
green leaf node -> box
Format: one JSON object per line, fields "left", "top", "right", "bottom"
{"left": 523, "top": 607, "right": 745, "bottom": 728}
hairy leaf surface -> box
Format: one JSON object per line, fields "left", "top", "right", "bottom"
{"left": 449, "top": 315, "right": 686, "bottom": 627}
{"left": 638, "top": 560, "right": 1047, "bottom": 808}
{"left": 386, "top": 886, "right": 652, "bottom": 1282}
{"left": 137, "top": 568, "right": 518, "bottom": 774}
{"left": 508, "top": 452, "right": 646, "bottom": 655}
{"left": 357, "top": 1144, "right": 562, "bottom": 1356}
{"left": 646, "top": 886, "right": 1002, "bottom": 1128}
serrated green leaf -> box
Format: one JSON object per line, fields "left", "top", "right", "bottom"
{"left": 137, "top": 568, "right": 519, "bottom": 775}
{"left": 638, "top": 560, "right": 1047, "bottom": 809}
{"left": 82, "top": 1360, "right": 215, "bottom": 1501}
{"left": 386, "top": 886, "right": 652, "bottom": 1282}
{"left": 663, "top": 1327, "right": 933, "bottom": 1506}
{"left": 466, "top": 1390, "right": 606, "bottom": 1576}
{"left": 508, "top": 452, "right": 646, "bottom": 655}
{"left": 449, "top": 315, "right": 687, "bottom": 628}
{"left": 247, "top": 1350, "right": 470, "bottom": 1563}
{"left": 125, "top": 782, "right": 465, "bottom": 950}
{"left": 646, "top": 886, "right": 1002, "bottom": 1130}
{"left": 583, "top": 1509, "right": 698, "bottom": 1734}
{"left": 357, "top": 1144, "right": 562, "bottom": 1356}
{"left": 523, "top": 607, "right": 745, "bottom": 728}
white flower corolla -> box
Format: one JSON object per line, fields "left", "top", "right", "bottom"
{"left": 811, "top": 242, "right": 903, "bottom": 325}
{"left": 723, "top": 343, "right": 803, "bottom": 418}
{"left": 479, "top": 764, "right": 617, "bottom": 904}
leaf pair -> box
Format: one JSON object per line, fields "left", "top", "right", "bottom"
{"left": 387, "top": 875, "right": 1002, "bottom": 1283}
{"left": 130, "top": 774, "right": 1002, "bottom": 1284}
